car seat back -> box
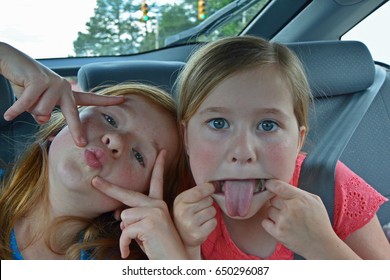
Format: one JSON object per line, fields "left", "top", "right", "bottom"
{"left": 285, "top": 40, "right": 390, "bottom": 227}
{"left": 77, "top": 60, "right": 185, "bottom": 94}
{"left": 0, "top": 75, "right": 38, "bottom": 169}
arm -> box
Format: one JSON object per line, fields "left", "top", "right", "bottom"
{"left": 344, "top": 215, "right": 390, "bottom": 259}
{"left": 0, "top": 42, "right": 124, "bottom": 147}
{"left": 173, "top": 183, "right": 217, "bottom": 259}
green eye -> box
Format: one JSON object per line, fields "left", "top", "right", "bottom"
{"left": 103, "top": 114, "right": 117, "bottom": 128}
{"left": 132, "top": 148, "right": 145, "bottom": 167}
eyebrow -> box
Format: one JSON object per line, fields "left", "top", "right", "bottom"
{"left": 199, "top": 106, "right": 290, "bottom": 119}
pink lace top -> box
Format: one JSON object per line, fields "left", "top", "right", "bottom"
{"left": 201, "top": 153, "right": 388, "bottom": 260}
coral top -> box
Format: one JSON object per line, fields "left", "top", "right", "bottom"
{"left": 201, "top": 153, "right": 388, "bottom": 260}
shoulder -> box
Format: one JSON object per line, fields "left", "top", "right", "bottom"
{"left": 333, "top": 160, "right": 387, "bottom": 239}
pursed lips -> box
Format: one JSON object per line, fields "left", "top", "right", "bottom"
{"left": 84, "top": 147, "right": 106, "bottom": 169}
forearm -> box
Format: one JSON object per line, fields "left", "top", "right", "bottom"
{"left": 302, "top": 235, "right": 361, "bottom": 260}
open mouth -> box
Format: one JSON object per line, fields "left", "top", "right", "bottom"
{"left": 211, "top": 179, "right": 268, "bottom": 217}
{"left": 212, "top": 178, "right": 267, "bottom": 194}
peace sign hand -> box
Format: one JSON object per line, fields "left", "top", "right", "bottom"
{"left": 1, "top": 42, "right": 124, "bottom": 147}
{"left": 92, "top": 150, "right": 188, "bottom": 260}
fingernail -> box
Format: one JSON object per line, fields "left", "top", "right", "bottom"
{"left": 3, "top": 113, "right": 11, "bottom": 121}
{"left": 92, "top": 176, "right": 104, "bottom": 187}
{"left": 78, "top": 137, "right": 87, "bottom": 147}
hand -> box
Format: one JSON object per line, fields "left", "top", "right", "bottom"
{"left": 0, "top": 42, "right": 125, "bottom": 147}
{"left": 92, "top": 150, "right": 188, "bottom": 260}
{"left": 261, "top": 179, "right": 339, "bottom": 258}
{"left": 173, "top": 183, "right": 217, "bottom": 259}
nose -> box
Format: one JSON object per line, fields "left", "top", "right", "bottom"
{"left": 229, "top": 131, "right": 257, "bottom": 164}
{"left": 102, "top": 133, "right": 126, "bottom": 158}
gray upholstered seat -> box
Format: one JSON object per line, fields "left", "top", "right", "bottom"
{"left": 0, "top": 75, "right": 38, "bottom": 167}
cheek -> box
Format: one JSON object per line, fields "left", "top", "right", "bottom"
{"left": 265, "top": 137, "right": 300, "bottom": 182}
{"left": 105, "top": 167, "right": 149, "bottom": 194}
{"left": 187, "top": 134, "right": 221, "bottom": 184}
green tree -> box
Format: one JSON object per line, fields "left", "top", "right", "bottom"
{"left": 73, "top": 0, "right": 142, "bottom": 56}
{"left": 139, "top": 2, "right": 198, "bottom": 51}
{"left": 73, "top": 0, "right": 269, "bottom": 56}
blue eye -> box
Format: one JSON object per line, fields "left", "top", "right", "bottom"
{"left": 103, "top": 114, "right": 117, "bottom": 128}
{"left": 258, "top": 120, "right": 278, "bottom": 132}
{"left": 132, "top": 148, "right": 145, "bottom": 167}
{"left": 207, "top": 118, "right": 229, "bottom": 130}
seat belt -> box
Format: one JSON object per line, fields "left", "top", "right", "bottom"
{"left": 294, "top": 65, "right": 387, "bottom": 259}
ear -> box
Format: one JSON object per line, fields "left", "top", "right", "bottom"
{"left": 181, "top": 121, "right": 189, "bottom": 155}
{"left": 297, "top": 126, "right": 307, "bottom": 152}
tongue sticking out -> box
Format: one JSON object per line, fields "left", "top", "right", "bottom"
{"left": 223, "top": 180, "right": 256, "bottom": 217}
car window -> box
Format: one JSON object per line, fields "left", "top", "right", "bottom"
{"left": 342, "top": 2, "right": 390, "bottom": 65}
{"left": 0, "top": 0, "right": 269, "bottom": 59}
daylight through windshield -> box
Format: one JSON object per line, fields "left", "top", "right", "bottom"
{"left": 1, "top": 0, "right": 269, "bottom": 59}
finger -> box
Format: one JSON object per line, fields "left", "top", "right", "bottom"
{"left": 119, "top": 227, "right": 134, "bottom": 259}
{"left": 59, "top": 93, "right": 87, "bottom": 147}
{"left": 3, "top": 85, "right": 45, "bottom": 121}
{"left": 266, "top": 205, "right": 280, "bottom": 223}
{"left": 176, "top": 183, "right": 215, "bottom": 204}
{"left": 33, "top": 114, "right": 51, "bottom": 124}
{"left": 114, "top": 207, "right": 125, "bottom": 221}
{"left": 265, "top": 179, "right": 300, "bottom": 199}
{"left": 92, "top": 176, "right": 153, "bottom": 207}
{"left": 148, "top": 149, "right": 166, "bottom": 199}
{"left": 191, "top": 195, "right": 214, "bottom": 214}
{"left": 201, "top": 217, "right": 218, "bottom": 236}
{"left": 120, "top": 207, "right": 155, "bottom": 227}
{"left": 269, "top": 196, "right": 285, "bottom": 210}
{"left": 73, "top": 91, "right": 125, "bottom": 106}
{"left": 261, "top": 218, "right": 277, "bottom": 237}
{"left": 193, "top": 205, "right": 217, "bottom": 226}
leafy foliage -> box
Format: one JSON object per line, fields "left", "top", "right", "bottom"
{"left": 73, "top": 0, "right": 268, "bottom": 56}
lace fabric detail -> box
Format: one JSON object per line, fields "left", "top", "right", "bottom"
{"left": 333, "top": 165, "right": 388, "bottom": 240}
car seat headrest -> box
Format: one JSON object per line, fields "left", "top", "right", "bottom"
{"left": 285, "top": 40, "right": 375, "bottom": 98}
{"left": 77, "top": 60, "right": 185, "bottom": 94}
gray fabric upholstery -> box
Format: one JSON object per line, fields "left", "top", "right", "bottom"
{"left": 0, "top": 75, "right": 38, "bottom": 166}
{"left": 339, "top": 70, "right": 390, "bottom": 225}
{"left": 286, "top": 41, "right": 389, "bottom": 226}
{"left": 77, "top": 60, "right": 185, "bottom": 94}
{"left": 286, "top": 40, "right": 375, "bottom": 97}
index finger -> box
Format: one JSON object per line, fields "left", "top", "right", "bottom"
{"left": 148, "top": 149, "right": 166, "bottom": 200}
{"left": 63, "top": 92, "right": 126, "bottom": 147}
{"left": 3, "top": 84, "right": 46, "bottom": 121}
{"left": 59, "top": 92, "right": 87, "bottom": 147}
{"left": 265, "top": 179, "right": 301, "bottom": 199}
{"left": 92, "top": 176, "right": 153, "bottom": 208}
{"left": 73, "top": 91, "right": 125, "bottom": 106}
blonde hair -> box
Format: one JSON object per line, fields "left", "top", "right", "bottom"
{"left": 177, "top": 36, "right": 312, "bottom": 133}
{"left": 0, "top": 83, "right": 180, "bottom": 259}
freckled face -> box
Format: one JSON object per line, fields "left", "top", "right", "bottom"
{"left": 184, "top": 65, "right": 305, "bottom": 218}
{"left": 48, "top": 95, "right": 178, "bottom": 217}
